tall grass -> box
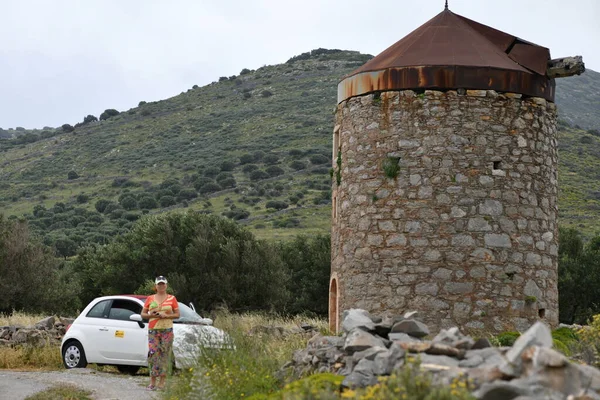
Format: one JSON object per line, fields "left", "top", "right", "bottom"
{"left": 0, "top": 311, "right": 64, "bottom": 370}
{"left": 0, "top": 310, "right": 48, "bottom": 327}
{"left": 165, "top": 311, "right": 328, "bottom": 399}
{"left": 0, "top": 342, "right": 63, "bottom": 370}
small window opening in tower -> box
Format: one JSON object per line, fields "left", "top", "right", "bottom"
{"left": 333, "top": 132, "right": 340, "bottom": 165}
{"left": 333, "top": 195, "right": 338, "bottom": 220}
{"left": 538, "top": 308, "right": 546, "bottom": 318}
{"left": 493, "top": 161, "right": 502, "bottom": 170}
{"left": 329, "top": 278, "right": 339, "bottom": 333}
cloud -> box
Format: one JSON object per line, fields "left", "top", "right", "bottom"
{"left": 0, "top": 0, "right": 597, "bottom": 128}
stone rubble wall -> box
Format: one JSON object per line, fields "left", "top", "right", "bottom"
{"left": 282, "top": 309, "right": 600, "bottom": 400}
{"left": 0, "top": 316, "right": 74, "bottom": 347}
{"left": 331, "top": 89, "right": 559, "bottom": 333}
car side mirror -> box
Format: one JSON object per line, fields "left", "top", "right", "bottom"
{"left": 130, "top": 313, "right": 145, "bottom": 329}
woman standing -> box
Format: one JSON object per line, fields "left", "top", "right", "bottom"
{"left": 141, "top": 276, "right": 180, "bottom": 391}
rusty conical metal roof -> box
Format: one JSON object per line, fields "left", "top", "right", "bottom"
{"left": 338, "top": 8, "right": 554, "bottom": 102}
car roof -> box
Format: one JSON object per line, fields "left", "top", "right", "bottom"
{"left": 91, "top": 295, "right": 146, "bottom": 303}
{"left": 122, "top": 294, "right": 148, "bottom": 300}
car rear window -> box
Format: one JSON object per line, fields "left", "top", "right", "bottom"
{"left": 86, "top": 300, "right": 110, "bottom": 318}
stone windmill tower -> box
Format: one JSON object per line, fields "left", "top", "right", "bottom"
{"left": 329, "top": 3, "right": 584, "bottom": 333}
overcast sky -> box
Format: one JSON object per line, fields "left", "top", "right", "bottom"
{"left": 0, "top": 0, "right": 598, "bottom": 130}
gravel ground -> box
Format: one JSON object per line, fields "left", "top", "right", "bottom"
{"left": 0, "top": 368, "right": 160, "bottom": 400}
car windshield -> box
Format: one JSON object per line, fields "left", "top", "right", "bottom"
{"left": 175, "top": 302, "right": 204, "bottom": 323}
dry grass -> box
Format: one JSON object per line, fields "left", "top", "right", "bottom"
{"left": 0, "top": 310, "right": 48, "bottom": 327}
{"left": 0, "top": 311, "right": 65, "bottom": 371}
{"left": 24, "top": 383, "right": 92, "bottom": 400}
{"left": 0, "top": 343, "right": 63, "bottom": 370}
{"left": 213, "top": 310, "right": 328, "bottom": 334}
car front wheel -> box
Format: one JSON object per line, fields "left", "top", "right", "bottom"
{"left": 62, "top": 341, "right": 88, "bottom": 369}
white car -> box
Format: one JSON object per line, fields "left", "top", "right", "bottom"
{"left": 61, "top": 295, "right": 230, "bottom": 373}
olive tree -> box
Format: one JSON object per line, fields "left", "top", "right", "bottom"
{"left": 0, "top": 216, "right": 80, "bottom": 314}
{"left": 73, "top": 212, "right": 289, "bottom": 311}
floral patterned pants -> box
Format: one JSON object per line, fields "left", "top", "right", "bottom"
{"left": 148, "top": 328, "right": 174, "bottom": 377}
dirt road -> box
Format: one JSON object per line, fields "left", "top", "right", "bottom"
{"left": 0, "top": 368, "right": 159, "bottom": 400}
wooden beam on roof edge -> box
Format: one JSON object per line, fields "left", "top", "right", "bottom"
{"left": 547, "top": 56, "right": 585, "bottom": 78}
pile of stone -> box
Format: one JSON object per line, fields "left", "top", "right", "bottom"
{"left": 281, "top": 309, "right": 600, "bottom": 399}
{"left": 0, "top": 316, "right": 73, "bottom": 347}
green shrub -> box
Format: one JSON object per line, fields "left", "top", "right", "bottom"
{"left": 103, "top": 202, "right": 120, "bottom": 214}
{"left": 266, "top": 166, "right": 284, "bottom": 177}
{"left": 243, "top": 164, "right": 259, "bottom": 173}
{"left": 203, "top": 166, "right": 220, "bottom": 178}
{"left": 61, "top": 124, "right": 74, "bottom": 133}
{"left": 222, "top": 209, "right": 250, "bottom": 220}
{"left": 76, "top": 194, "right": 89, "bottom": 204}
{"left": 138, "top": 196, "right": 158, "bottom": 209}
{"left": 495, "top": 331, "right": 520, "bottom": 347}
{"left": 159, "top": 195, "right": 176, "bottom": 207}
{"left": 265, "top": 200, "right": 288, "bottom": 211}
{"left": 552, "top": 326, "right": 579, "bottom": 343}
{"left": 250, "top": 170, "right": 270, "bottom": 181}
{"left": 99, "top": 109, "right": 120, "bottom": 121}
{"left": 177, "top": 189, "right": 198, "bottom": 202}
{"left": 240, "top": 154, "right": 255, "bottom": 164}
{"left": 309, "top": 154, "right": 329, "bottom": 165}
{"left": 67, "top": 170, "right": 79, "bottom": 180}
{"left": 120, "top": 196, "right": 138, "bottom": 210}
{"left": 343, "top": 359, "right": 474, "bottom": 400}
{"left": 215, "top": 172, "right": 234, "bottom": 183}
{"left": 199, "top": 182, "right": 221, "bottom": 194}
{"left": 220, "top": 160, "right": 236, "bottom": 171}
{"left": 289, "top": 160, "right": 306, "bottom": 171}
{"left": 194, "top": 176, "right": 216, "bottom": 190}
{"left": 382, "top": 157, "right": 401, "bottom": 179}
{"left": 219, "top": 177, "right": 236, "bottom": 189}
{"left": 83, "top": 115, "right": 97, "bottom": 124}
{"left": 577, "top": 314, "right": 600, "bottom": 365}
{"left": 249, "top": 373, "right": 343, "bottom": 400}
{"left": 263, "top": 154, "right": 279, "bottom": 165}
{"left": 553, "top": 338, "right": 570, "bottom": 355}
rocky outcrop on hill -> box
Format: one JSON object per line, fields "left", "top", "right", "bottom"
{"left": 0, "top": 316, "right": 74, "bottom": 347}
{"left": 281, "top": 309, "right": 600, "bottom": 399}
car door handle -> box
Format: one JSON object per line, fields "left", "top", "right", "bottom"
{"left": 99, "top": 328, "right": 109, "bottom": 331}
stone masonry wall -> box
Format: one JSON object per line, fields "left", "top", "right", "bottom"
{"left": 331, "top": 89, "right": 558, "bottom": 334}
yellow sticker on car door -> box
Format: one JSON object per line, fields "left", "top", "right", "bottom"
{"left": 115, "top": 330, "right": 125, "bottom": 338}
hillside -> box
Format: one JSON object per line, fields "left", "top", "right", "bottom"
{"left": 0, "top": 49, "right": 599, "bottom": 256}
{"left": 555, "top": 68, "right": 600, "bottom": 130}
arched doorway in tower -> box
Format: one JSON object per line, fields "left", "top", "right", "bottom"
{"left": 329, "top": 275, "right": 339, "bottom": 333}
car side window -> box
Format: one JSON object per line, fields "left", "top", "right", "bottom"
{"left": 108, "top": 299, "right": 143, "bottom": 321}
{"left": 86, "top": 300, "right": 110, "bottom": 319}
